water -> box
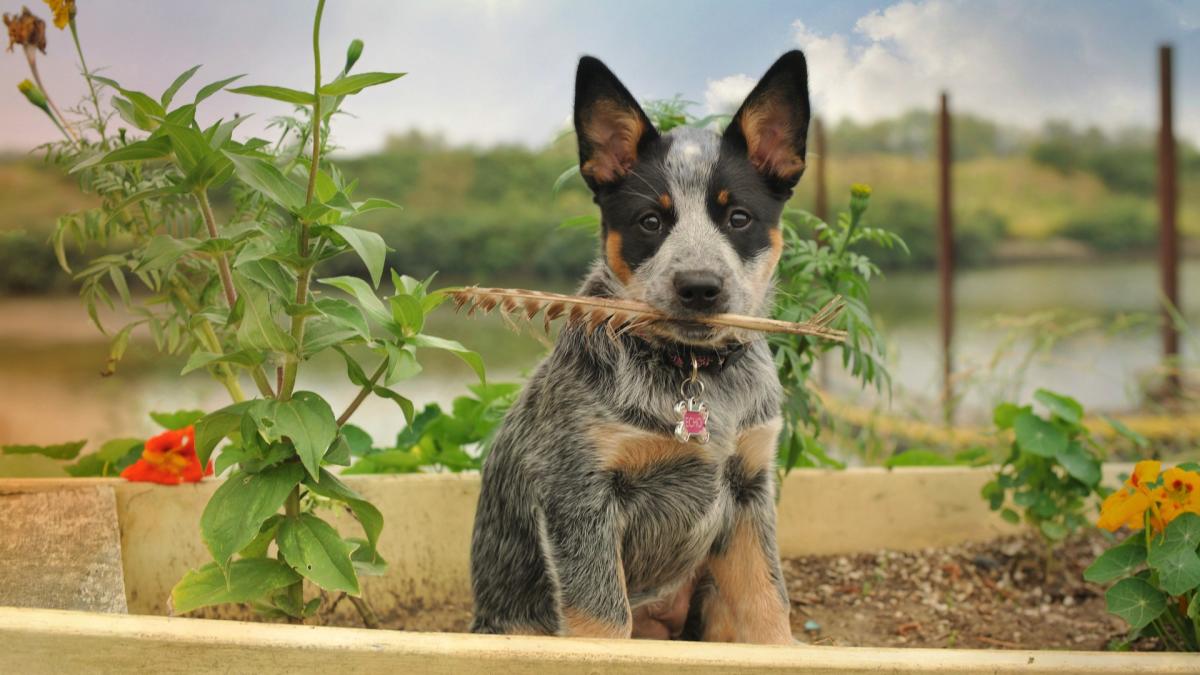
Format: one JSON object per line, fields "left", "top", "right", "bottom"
{"left": 0, "top": 258, "right": 1195, "bottom": 453}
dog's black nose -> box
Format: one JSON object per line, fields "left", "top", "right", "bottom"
{"left": 673, "top": 271, "right": 725, "bottom": 312}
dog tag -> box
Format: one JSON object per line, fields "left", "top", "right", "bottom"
{"left": 674, "top": 396, "right": 710, "bottom": 444}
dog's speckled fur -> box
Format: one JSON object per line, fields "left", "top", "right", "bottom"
{"left": 470, "top": 51, "right": 810, "bottom": 643}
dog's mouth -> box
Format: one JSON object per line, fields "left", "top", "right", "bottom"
{"left": 654, "top": 318, "right": 725, "bottom": 346}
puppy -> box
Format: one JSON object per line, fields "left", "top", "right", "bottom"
{"left": 469, "top": 50, "right": 810, "bottom": 643}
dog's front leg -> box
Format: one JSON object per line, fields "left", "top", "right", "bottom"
{"left": 699, "top": 463, "right": 793, "bottom": 644}
{"left": 541, "top": 488, "right": 632, "bottom": 639}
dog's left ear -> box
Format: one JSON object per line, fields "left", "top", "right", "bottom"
{"left": 574, "top": 56, "right": 659, "bottom": 189}
{"left": 723, "top": 50, "right": 810, "bottom": 189}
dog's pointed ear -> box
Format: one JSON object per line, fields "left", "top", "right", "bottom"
{"left": 723, "top": 50, "right": 810, "bottom": 189}
{"left": 574, "top": 56, "right": 659, "bottom": 189}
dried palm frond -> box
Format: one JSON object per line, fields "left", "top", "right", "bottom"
{"left": 449, "top": 287, "right": 848, "bottom": 343}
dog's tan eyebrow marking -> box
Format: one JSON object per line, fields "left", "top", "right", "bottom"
{"left": 717, "top": 189, "right": 730, "bottom": 206}
{"left": 658, "top": 193, "right": 672, "bottom": 210}
{"left": 605, "top": 231, "right": 633, "bottom": 284}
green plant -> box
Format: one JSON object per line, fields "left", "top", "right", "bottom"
{"left": 1086, "top": 461, "right": 1200, "bottom": 651}
{"left": 17, "top": 1, "right": 483, "bottom": 623}
{"left": 772, "top": 185, "right": 903, "bottom": 470}
{"left": 981, "top": 389, "right": 1113, "bottom": 543}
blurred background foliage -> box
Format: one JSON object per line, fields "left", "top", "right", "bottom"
{"left": 3, "top": 109, "right": 1197, "bottom": 295}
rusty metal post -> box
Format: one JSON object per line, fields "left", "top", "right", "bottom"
{"left": 937, "top": 93, "right": 955, "bottom": 423}
{"left": 813, "top": 116, "right": 828, "bottom": 225}
{"left": 1158, "top": 44, "right": 1181, "bottom": 397}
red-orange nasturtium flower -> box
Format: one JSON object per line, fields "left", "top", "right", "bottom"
{"left": 1097, "top": 460, "right": 1200, "bottom": 533}
{"left": 120, "top": 425, "right": 212, "bottom": 485}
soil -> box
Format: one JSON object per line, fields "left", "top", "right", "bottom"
{"left": 335, "top": 533, "right": 1146, "bottom": 651}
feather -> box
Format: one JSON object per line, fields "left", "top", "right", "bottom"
{"left": 448, "top": 287, "right": 849, "bottom": 343}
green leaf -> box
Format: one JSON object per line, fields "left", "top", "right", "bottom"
{"left": 161, "top": 64, "right": 202, "bottom": 107}
{"left": 1103, "top": 415, "right": 1150, "bottom": 449}
{"left": 194, "top": 74, "right": 245, "bottom": 104}
{"left": 1000, "top": 508, "right": 1020, "bottom": 525}
{"left": 558, "top": 214, "right": 600, "bottom": 230}
{"left": 1105, "top": 577, "right": 1167, "bottom": 630}
{"left": 1085, "top": 537, "right": 1147, "bottom": 583}
{"left": 66, "top": 438, "right": 142, "bottom": 477}
{"left": 1146, "top": 545, "right": 1200, "bottom": 595}
{"left": 238, "top": 514, "right": 283, "bottom": 559}
{"left": 181, "top": 349, "right": 263, "bottom": 376}
{"left": 1039, "top": 520, "right": 1069, "bottom": 541}
{"left": 305, "top": 468, "right": 383, "bottom": 551}
{"left": 199, "top": 463, "right": 303, "bottom": 571}
{"left": 330, "top": 226, "right": 387, "bottom": 288}
{"left": 1056, "top": 441, "right": 1101, "bottom": 486}
{"left": 195, "top": 401, "right": 257, "bottom": 469}
{"left": 277, "top": 513, "right": 359, "bottom": 594}
{"left": 314, "top": 298, "right": 371, "bottom": 341}
{"left": 228, "top": 84, "right": 316, "bottom": 106}
{"left": 1013, "top": 411, "right": 1067, "bottom": 458}
{"left": 70, "top": 137, "right": 173, "bottom": 172}
{"left": 171, "top": 558, "right": 299, "bottom": 614}
{"left": 318, "top": 71, "right": 405, "bottom": 96}
{"left": 258, "top": 392, "right": 337, "bottom": 480}
{"left": 373, "top": 386, "right": 415, "bottom": 425}
{"left": 340, "top": 424, "right": 374, "bottom": 456}
{"left": 223, "top": 151, "right": 306, "bottom": 211}
{"left": 236, "top": 279, "right": 297, "bottom": 354}
{"left": 412, "top": 334, "right": 485, "bottom": 383}
{"left": 1034, "top": 389, "right": 1084, "bottom": 426}
{"left": 1, "top": 440, "right": 87, "bottom": 460}
{"left": 388, "top": 294, "right": 424, "bottom": 336}
{"left": 992, "top": 403, "right": 1027, "bottom": 430}
{"left": 149, "top": 410, "right": 205, "bottom": 430}
{"left": 552, "top": 165, "right": 581, "bottom": 195}
{"left": 319, "top": 276, "right": 390, "bottom": 325}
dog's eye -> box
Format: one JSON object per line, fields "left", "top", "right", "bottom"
{"left": 639, "top": 213, "right": 662, "bottom": 233}
{"left": 729, "top": 209, "right": 752, "bottom": 229}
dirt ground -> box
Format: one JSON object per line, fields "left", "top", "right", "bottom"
{"left": 342, "top": 532, "right": 1143, "bottom": 650}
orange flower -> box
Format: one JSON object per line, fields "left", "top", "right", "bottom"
{"left": 1097, "top": 461, "right": 1200, "bottom": 533}
{"left": 120, "top": 425, "right": 212, "bottom": 485}
{"left": 1097, "top": 486, "right": 1153, "bottom": 532}
{"left": 3, "top": 7, "right": 46, "bottom": 53}
{"left": 1154, "top": 467, "right": 1200, "bottom": 523}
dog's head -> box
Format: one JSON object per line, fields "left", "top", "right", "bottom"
{"left": 574, "top": 51, "right": 810, "bottom": 346}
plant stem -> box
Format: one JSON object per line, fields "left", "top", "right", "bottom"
{"left": 283, "top": 485, "right": 304, "bottom": 624}
{"left": 278, "top": 0, "right": 326, "bottom": 401}
{"left": 337, "top": 360, "right": 387, "bottom": 426}
{"left": 347, "top": 595, "right": 381, "bottom": 629}
{"left": 173, "top": 287, "right": 246, "bottom": 403}
{"left": 24, "top": 45, "right": 78, "bottom": 143}
{"left": 195, "top": 190, "right": 238, "bottom": 308}
{"left": 68, "top": 19, "right": 106, "bottom": 144}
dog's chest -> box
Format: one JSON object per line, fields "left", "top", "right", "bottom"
{"left": 591, "top": 419, "right": 780, "bottom": 604}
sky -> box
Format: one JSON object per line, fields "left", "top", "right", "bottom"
{"left": 1, "top": 0, "right": 1198, "bottom": 155}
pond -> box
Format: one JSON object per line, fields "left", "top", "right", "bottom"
{"left": 0, "top": 257, "right": 1195, "bottom": 455}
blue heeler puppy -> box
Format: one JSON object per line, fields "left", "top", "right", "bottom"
{"left": 470, "top": 50, "right": 810, "bottom": 643}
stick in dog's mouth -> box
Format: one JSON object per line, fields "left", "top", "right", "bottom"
{"left": 448, "top": 286, "right": 849, "bottom": 343}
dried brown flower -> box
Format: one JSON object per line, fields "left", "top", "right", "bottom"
{"left": 4, "top": 6, "right": 46, "bottom": 53}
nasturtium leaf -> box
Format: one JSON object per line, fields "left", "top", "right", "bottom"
{"left": 259, "top": 392, "right": 337, "bottom": 480}
{"left": 1085, "top": 537, "right": 1147, "bottom": 583}
{"left": 1, "top": 440, "right": 87, "bottom": 460}
{"left": 194, "top": 400, "right": 256, "bottom": 472}
{"left": 171, "top": 558, "right": 299, "bottom": 614}
{"left": 222, "top": 151, "right": 306, "bottom": 211}
{"left": 1013, "top": 411, "right": 1066, "bottom": 458}
{"left": 1105, "top": 578, "right": 1167, "bottom": 630}
{"left": 228, "top": 84, "right": 316, "bottom": 106}
{"left": 412, "top": 334, "right": 485, "bottom": 383}
{"left": 277, "top": 513, "right": 360, "bottom": 594}
{"left": 1055, "top": 441, "right": 1101, "bottom": 486}
{"left": 1039, "top": 520, "right": 1068, "bottom": 541}
{"left": 149, "top": 410, "right": 206, "bottom": 430}
{"left": 1000, "top": 508, "right": 1020, "bottom": 525}
{"left": 1034, "top": 389, "right": 1083, "bottom": 426}
{"left": 992, "top": 403, "right": 1028, "bottom": 430}
{"left": 200, "top": 463, "right": 303, "bottom": 572}
{"left": 1159, "top": 513, "right": 1200, "bottom": 553}
{"left": 330, "top": 226, "right": 387, "bottom": 288}
{"left": 1146, "top": 545, "right": 1200, "bottom": 596}
{"left": 65, "top": 438, "right": 143, "bottom": 477}
{"left": 305, "top": 468, "right": 383, "bottom": 551}
{"left": 318, "top": 71, "right": 405, "bottom": 97}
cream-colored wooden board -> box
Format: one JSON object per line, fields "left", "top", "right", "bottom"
{"left": 0, "top": 607, "right": 1195, "bottom": 675}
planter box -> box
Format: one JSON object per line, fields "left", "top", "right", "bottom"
{"left": 1, "top": 466, "right": 1197, "bottom": 673}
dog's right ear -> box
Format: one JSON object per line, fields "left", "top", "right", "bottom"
{"left": 574, "top": 56, "right": 659, "bottom": 189}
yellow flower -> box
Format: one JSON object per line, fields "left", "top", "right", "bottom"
{"left": 4, "top": 6, "right": 47, "bottom": 53}
{"left": 1129, "top": 459, "right": 1161, "bottom": 489}
{"left": 42, "top": 0, "right": 75, "bottom": 31}
{"left": 1098, "top": 486, "right": 1152, "bottom": 532}
{"left": 1155, "top": 467, "right": 1200, "bottom": 524}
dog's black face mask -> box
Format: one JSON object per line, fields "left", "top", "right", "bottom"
{"left": 573, "top": 52, "right": 810, "bottom": 346}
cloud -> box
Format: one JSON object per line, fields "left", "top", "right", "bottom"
{"left": 717, "top": 0, "right": 1200, "bottom": 140}
{"left": 703, "top": 74, "right": 755, "bottom": 115}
